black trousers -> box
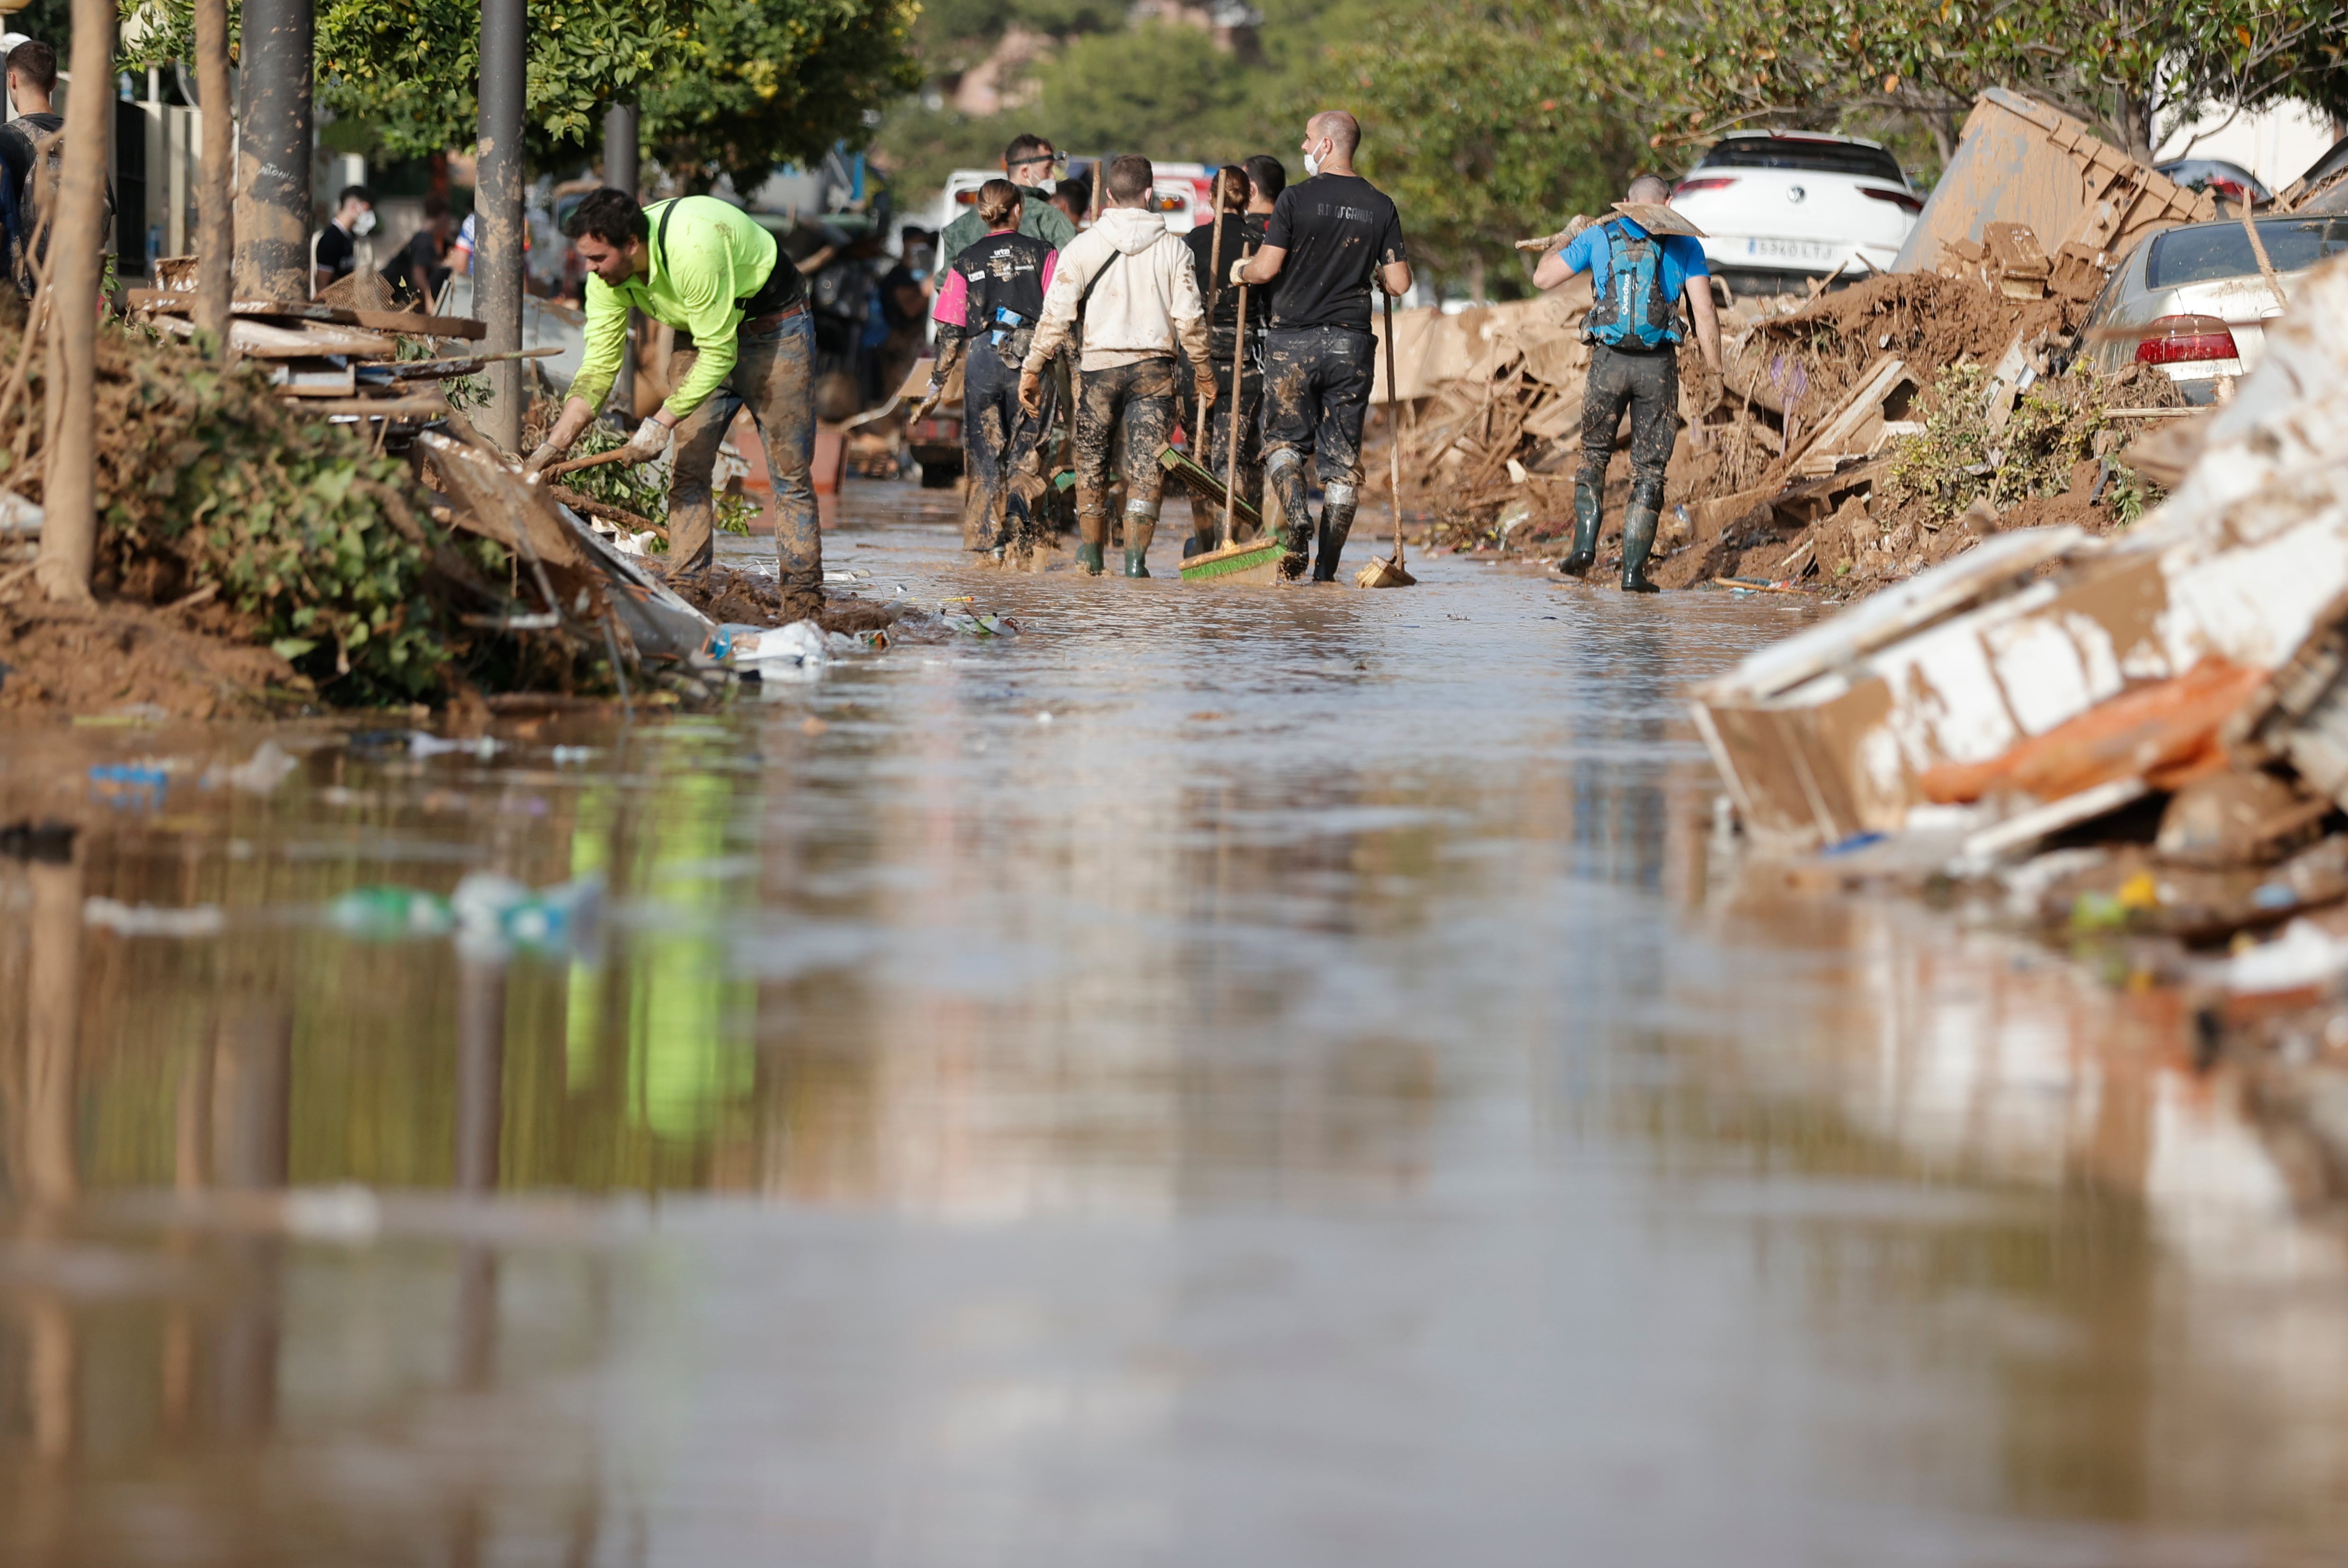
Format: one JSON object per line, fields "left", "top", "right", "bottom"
{"left": 1576, "top": 342, "right": 1679, "bottom": 498}
{"left": 1262, "top": 325, "right": 1373, "bottom": 491}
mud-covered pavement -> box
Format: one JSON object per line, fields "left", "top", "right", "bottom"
{"left": 5, "top": 481, "right": 2348, "bottom": 1565}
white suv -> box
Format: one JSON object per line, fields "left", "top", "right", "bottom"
{"left": 1667, "top": 132, "right": 1922, "bottom": 295}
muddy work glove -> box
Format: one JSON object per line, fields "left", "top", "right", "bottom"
{"left": 1018, "top": 367, "right": 1044, "bottom": 417}
{"left": 522, "top": 441, "right": 564, "bottom": 477}
{"left": 1193, "top": 370, "right": 1218, "bottom": 412}
{"left": 619, "top": 416, "right": 675, "bottom": 464}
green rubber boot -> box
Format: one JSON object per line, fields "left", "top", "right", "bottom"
{"left": 1558, "top": 481, "right": 1601, "bottom": 577}
{"left": 1124, "top": 516, "right": 1155, "bottom": 577}
{"left": 1076, "top": 541, "right": 1106, "bottom": 575}
{"left": 1619, "top": 485, "right": 1662, "bottom": 594}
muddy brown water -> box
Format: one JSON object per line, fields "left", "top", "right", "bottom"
{"left": 4, "top": 483, "right": 2348, "bottom": 1565}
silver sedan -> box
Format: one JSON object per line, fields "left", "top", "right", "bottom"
{"left": 2078, "top": 215, "right": 2348, "bottom": 402}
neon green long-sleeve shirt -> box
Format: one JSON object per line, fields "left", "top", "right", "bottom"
{"left": 572, "top": 197, "right": 783, "bottom": 420}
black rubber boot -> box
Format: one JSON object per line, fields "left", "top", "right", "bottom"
{"left": 1619, "top": 481, "right": 1663, "bottom": 594}
{"left": 1310, "top": 502, "right": 1356, "bottom": 582}
{"left": 1558, "top": 481, "right": 1601, "bottom": 577}
{"left": 1269, "top": 455, "right": 1312, "bottom": 580}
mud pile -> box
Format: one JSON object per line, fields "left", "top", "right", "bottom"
{"left": 1407, "top": 265, "right": 2173, "bottom": 601}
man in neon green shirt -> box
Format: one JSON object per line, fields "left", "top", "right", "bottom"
{"left": 529, "top": 189, "right": 821, "bottom": 615}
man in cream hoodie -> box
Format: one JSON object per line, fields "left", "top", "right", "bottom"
{"left": 1021, "top": 155, "right": 1214, "bottom": 576}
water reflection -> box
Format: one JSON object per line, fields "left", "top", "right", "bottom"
{"left": 4, "top": 494, "right": 2347, "bottom": 1562}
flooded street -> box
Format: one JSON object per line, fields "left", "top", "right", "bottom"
{"left": 6, "top": 482, "right": 2348, "bottom": 1566}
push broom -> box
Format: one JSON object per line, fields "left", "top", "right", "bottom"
{"left": 1179, "top": 250, "right": 1283, "bottom": 585}
{"left": 1354, "top": 285, "right": 1415, "bottom": 588}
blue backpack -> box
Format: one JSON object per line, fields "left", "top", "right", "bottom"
{"left": 1582, "top": 221, "right": 1679, "bottom": 350}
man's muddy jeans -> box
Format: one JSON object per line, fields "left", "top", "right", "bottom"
{"left": 1261, "top": 325, "right": 1372, "bottom": 563}
{"left": 668, "top": 311, "right": 822, "bottom": 616}
{"left": 1576, "top": 342, "right": 1679, "bottom": 499}
{"left": 1073, "top": 356, "right": 1175, "bottom": 551}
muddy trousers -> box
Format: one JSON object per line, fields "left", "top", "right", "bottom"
{"left": 1576, "top": 342, "right": 1678, "bottom": 505}
{"left": 669, "top": 312, "right": 822, "bottom": 617}
{"left": 963, "top": 333, "right": 1053, "bottom": 552}
{"left": 1178, "top": 330, "right": 1265, "bottom": 547}
{"left": 1262, "top": 325, "right": 1373, "bottom": 579}
{"left": 1073, "top": 356, "right": 1176, "bottom": 567}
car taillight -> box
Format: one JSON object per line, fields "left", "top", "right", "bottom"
{"left": 2135, "top": 314, "right": 2240, "bottom": 365}
{"left": 1859, "top": 185, "right": 1923, "bottom": 213}
{"left": 1672, "top": 177, "right": 1737, "bottom": 196}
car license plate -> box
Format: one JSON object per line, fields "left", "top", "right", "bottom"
{"left": 1744, "top": 238, "right": 1841, "bottom": 266}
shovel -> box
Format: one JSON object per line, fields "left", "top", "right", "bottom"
{"left": 1354, "top": 286, "right": 1416, "bottom": 588}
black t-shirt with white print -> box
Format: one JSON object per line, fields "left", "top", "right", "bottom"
{"left": 1262, "top": 173, "right": 1405, "bottom": 333}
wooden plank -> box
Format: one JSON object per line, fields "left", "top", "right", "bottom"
{"left": 126, "top": 289, "right": 488, "bottom": 340}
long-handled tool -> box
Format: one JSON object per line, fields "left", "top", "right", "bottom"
{"left": 1355, "top": 286, "right": 1416, "bottom": 588}
{"left": 1179, "top": 257, "right": 1282, "bottom": 585}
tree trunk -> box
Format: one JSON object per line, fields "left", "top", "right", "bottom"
{"left": 2117, "top": 89, "right": 2156, "bottom": 165}
{"left": 233, "top": 0, "right": 314, "bottom": 302}
{"left": 33, "top": 0, "right": 116, "bottom": 606}
{"left": 194, "top": 0, "right": 235, "bottom": 349}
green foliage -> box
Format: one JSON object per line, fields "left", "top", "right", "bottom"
{"left": 555, "top": 420, "right": 758, "bottom": 545}
{"left": 875, "top": 0, "right": 1388, "bottom": 205}
{"left": 82, "top": 326, "right": 457, "bottom": 701}
{"left": 1610, "top": 0, "right": 2348, "bottom": 163}
{"left": 563, "top": 419, "right": 674, "bottom": 520}
{"left": 1333, "top": 0, "right": 1642, "bottom": 278}
{"left": 2105, "top": 463, "right": 2159, "bottom": 525}
{"left": 121, "top": 0, "right": 916, "bottom": 183}
{"left": 640, "top": 0, "right": 924, "bottom": 192}
{"left": 1884, "top": 360, "right": 2117, "bottom": 520}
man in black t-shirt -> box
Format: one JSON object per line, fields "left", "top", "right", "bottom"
{"left": 380, "top": 195, "right": 454, "bottom": 306}
{"left": 1177, "top": 156, "right": 1280, "bottom": 553}
{"left": 1235, "top": 112, "right": 1410, "bottom": 582}
{"left": 312, "top": 184, "right": 376, "bottom": 295}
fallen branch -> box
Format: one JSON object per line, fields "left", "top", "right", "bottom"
{"left": 550, "top": 485, "right": 667, "bottom": 541}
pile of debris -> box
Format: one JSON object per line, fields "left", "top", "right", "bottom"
{"left": 0, "top": 306, "right": 895, "bottom": 718}
{"left": 1388, "top": 89, "right": 2218, "bottom": 599}
{"left": 127, "top": 259, "right": 525, "bottom": 440}
{"left": 1695, "top": 246, "right": 2348, "bottom": 1153}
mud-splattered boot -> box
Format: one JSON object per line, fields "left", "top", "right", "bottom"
{"left": 1558, "top": 481, "right": 1601, "bottom": 577}
{"left": 1123, "top": 500, "right": 1158, "bottom": 577}
{"left": 1267, "top": 448, "right": 1312, "bottom": 580}
{"left": 1076, "top": 508, "right": 1109, "bottom": 575}
{"left": 1619, "top": 481, "right": 1663, "bottom": 594}
{"left": 1310, "top": 491, "right": 1357, "bottom": 582}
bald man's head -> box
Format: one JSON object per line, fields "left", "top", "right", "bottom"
{"left": 1626, "top": 174, "right": 1672, "bottom": 204}
{"left": 1307, "top": 110, "right": 1361, "bottom": 162}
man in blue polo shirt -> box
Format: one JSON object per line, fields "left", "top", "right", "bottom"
{"left": 1534, "top": 175, "right": 1721, "bottom": 591}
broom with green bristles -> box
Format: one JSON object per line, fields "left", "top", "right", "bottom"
{"left": 1180, "top": 256, "right": 1283, "bottom": 585}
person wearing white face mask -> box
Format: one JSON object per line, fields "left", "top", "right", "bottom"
{"left": 1233, "top": 110, "right": 1411, "bottom": 582}
{"left": 938, "top": 132, "right": 1077, "bottom": 273}
{"left": 313, "top": 185, "right": 378, "bottom": 296}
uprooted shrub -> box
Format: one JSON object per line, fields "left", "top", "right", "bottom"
{"left": 0, "top": 312, "right": 486, "bottom": 703}
{"left": 1881, "top": 360, "right": 2174, "bottom": 523}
